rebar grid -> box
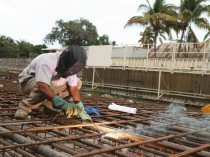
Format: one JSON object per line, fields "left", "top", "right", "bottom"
{"left": 1, "top": 77, "right": 210, "bottom": 157}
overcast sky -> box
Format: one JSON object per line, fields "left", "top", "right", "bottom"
{"left": 0, "top": 0, "right": 208, "bottom": 47}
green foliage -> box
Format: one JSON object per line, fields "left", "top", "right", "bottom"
{"left": 111, "top": 41, "right": 117, "bottom": 46}
{"left": 91, "top": 87, "right": 103, "bottom": 96}
{"left": 97, "top": 34, "right": 111, "bottom": 45}
{"left": 0, "top": 35, "right": 19, "bottom": 58}
{"left": 0, "top": 35, "right": 47, "bottom": 58}
{"left": 44, "top": 18, "right": 98, "bottom": 46}
{"left": 17, "top": 40, "right": 35, "bottom": 58}
{"left": 176, "top": 0, "right": 210, "bottom": 44}
{"left": 17, "top": 41, "right": 47, "bottom": 58}
{"left": 28, "top": 52, "right": 39, "bottom": 58}
{"left": 127, "top": 0, "right": 210, "bottom": 47}
{"left": 125, "top": 0, "right": 176, "bottom": 51}
{"left": 34, "top": 44, "right": 47, "bottom": 54}
{"left": 139, "top": 27, "right": 154, "bottom": 47}
{"left": 44, "top": 18, "right": 114, "bottom": 46}
{"left": 204, "top": 30, "right": 210, "bottom": 41}
{"left": 0, "top": 68, "right": 6, "bottom": 73}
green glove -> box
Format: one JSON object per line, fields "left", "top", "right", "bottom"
{"left": 75, "top": 102, "right": 91, "bottom": 121}
{"left": 52, "top": 96, "right": 70, "bottom": 111}
{"left": 52, "top": 96, "right": 83, "bottom": 118}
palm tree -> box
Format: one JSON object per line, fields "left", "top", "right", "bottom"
{"left": 204, "top": 28, "right": 210, "bottom": 42}
{"left": 139, "top": 27, "right": 168, "bottom": 49}
{"left": 176, "top": 0, "right": 210, "bottom": 51}
{"left": 125, "top": 0, "right": 176, "bottom": 52}
{"left": 139, "top": 27, "right": 154, "bottom": 48}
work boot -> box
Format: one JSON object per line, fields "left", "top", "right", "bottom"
{"left": 14, "top": 107, "right": 30, "bottom": 119}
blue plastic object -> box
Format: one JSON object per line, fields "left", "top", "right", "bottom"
{"left": 85, "top": 107, "right": 101, "bottom": 115}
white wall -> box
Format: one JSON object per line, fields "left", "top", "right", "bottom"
{"left": 112, "top": 46, "right": 147, "bottom": 58}
{"left": 86, "top": 45, "right": 112, "bottom": 67}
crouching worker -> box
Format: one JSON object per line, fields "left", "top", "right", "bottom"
{"left": 15, "top": 45, "right": 90, "bottom": 121}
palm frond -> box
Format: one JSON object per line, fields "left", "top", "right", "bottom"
{"left": 159, "top": 37, "right": 163, "bottom": 44}
{"left": 154, "top": 13, "right": 177, "bottom": 22}
{"left": 146, "top": 0, "right": 152, "bottom": 11}
{"left": 186, "top": 26, "right": 199, "bottom": 42}
{"left": 204, "top": 31, "right": 210, "bottom": 41}
{"left": 193, "top": 17, "right": 209, "bottom": 29}
{"left": 138, "top": 4, "right": 149, "bottom": 12}
{"left": 125, "top": 16, "right": 148, "bottom": 28}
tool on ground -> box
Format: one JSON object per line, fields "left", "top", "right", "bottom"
{"left": 201, "top": 104, "right": 210, "bottom": 113}
{"left": 83, "top": 113, "right": 105, "bottom": 138}
{"left": 48, "top": 104, "right": 105, "bottom": 140}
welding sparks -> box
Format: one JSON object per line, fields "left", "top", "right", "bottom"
{"left": 104, "top": 132, "right": 126, "bottom": 139}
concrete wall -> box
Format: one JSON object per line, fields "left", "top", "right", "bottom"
{"left": 0, "top": 58, "right": 32, "bottom": 71}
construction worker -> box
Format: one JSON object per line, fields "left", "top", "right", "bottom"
{"left": 15, "top": 45, "right": 90, "bottom": 121}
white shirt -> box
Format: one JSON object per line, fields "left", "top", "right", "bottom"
{"left": 18, "top": 52, "right": 78, "bottom": 87}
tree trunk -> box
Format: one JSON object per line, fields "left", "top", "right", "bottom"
{"left": 178, "top": 29, "right": 186, "bottom": 52}
{"left": 153, "top": 31, "right": 158, "bottom": 57}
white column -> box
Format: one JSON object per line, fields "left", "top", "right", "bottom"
{"left": 202, "top": 43, "right": 206, "bottom": 74}
{"left": 158, "top": 70, "right": 162, "bottom": 99}
{"left": 92, "top": 67, "right": 95, "bottom": 90}
{"left": 123, "top": 45, "right": 127, "bottom": 69}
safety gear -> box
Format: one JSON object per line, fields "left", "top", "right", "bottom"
{"left": 56, "top": 46, "right": 87, "bottom": 78}
{"left": 75, "top": 102, "right": 91, "bottom": 121}
{"left": 52, "top": 96, "right": 70, "bottom": 110}
{"left": 14, "top": 107, "right": 30, "bottom": 119}
{"left": 65, "top": 105, "right": 83, "bottom": 118}
{"left": 66, "top": 61, "right": 85, "bottom": 76}
{"left": 52, "top": 96, "right": 82, "bottom": 118}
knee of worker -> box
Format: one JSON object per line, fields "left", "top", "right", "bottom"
{"left": 20, "top": 78, "right": 37, "bottom": 95}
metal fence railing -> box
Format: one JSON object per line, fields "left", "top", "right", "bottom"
{"left": 111, "top": 42, "right": 210, "bottom": 74}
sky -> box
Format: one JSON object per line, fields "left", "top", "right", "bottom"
{"left": 0, "top": 0, "right": 209, "bottom": 47}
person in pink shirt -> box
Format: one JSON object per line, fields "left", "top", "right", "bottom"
{"left": 15, "top": 45, "right": 90, "bottom": 121}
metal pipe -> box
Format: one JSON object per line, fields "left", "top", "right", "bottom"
{"left": 24, "top": 132, "right": 79, "bottom": 156}
{"left": 0, "top": 139, "right": 36, "bottom": 157}
{"left": 0, "top": 131, "right": 104, "bottom": 151}
{"left": 0, "top": 126, "right": 66, "bottom": 157}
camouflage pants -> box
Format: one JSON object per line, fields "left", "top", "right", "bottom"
{"left": 19, "top": 77, "right": 82, "bottom": 112}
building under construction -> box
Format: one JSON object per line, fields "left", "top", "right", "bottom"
{"left": 0, "top": 42, "right": 210, "bottom": 156}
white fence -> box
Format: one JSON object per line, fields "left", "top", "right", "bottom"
{"left": 112, "top": 58, "right": 210, "bottom": 73}
{"left": 111, "top": 42, "right": 210, "bottom": 74}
